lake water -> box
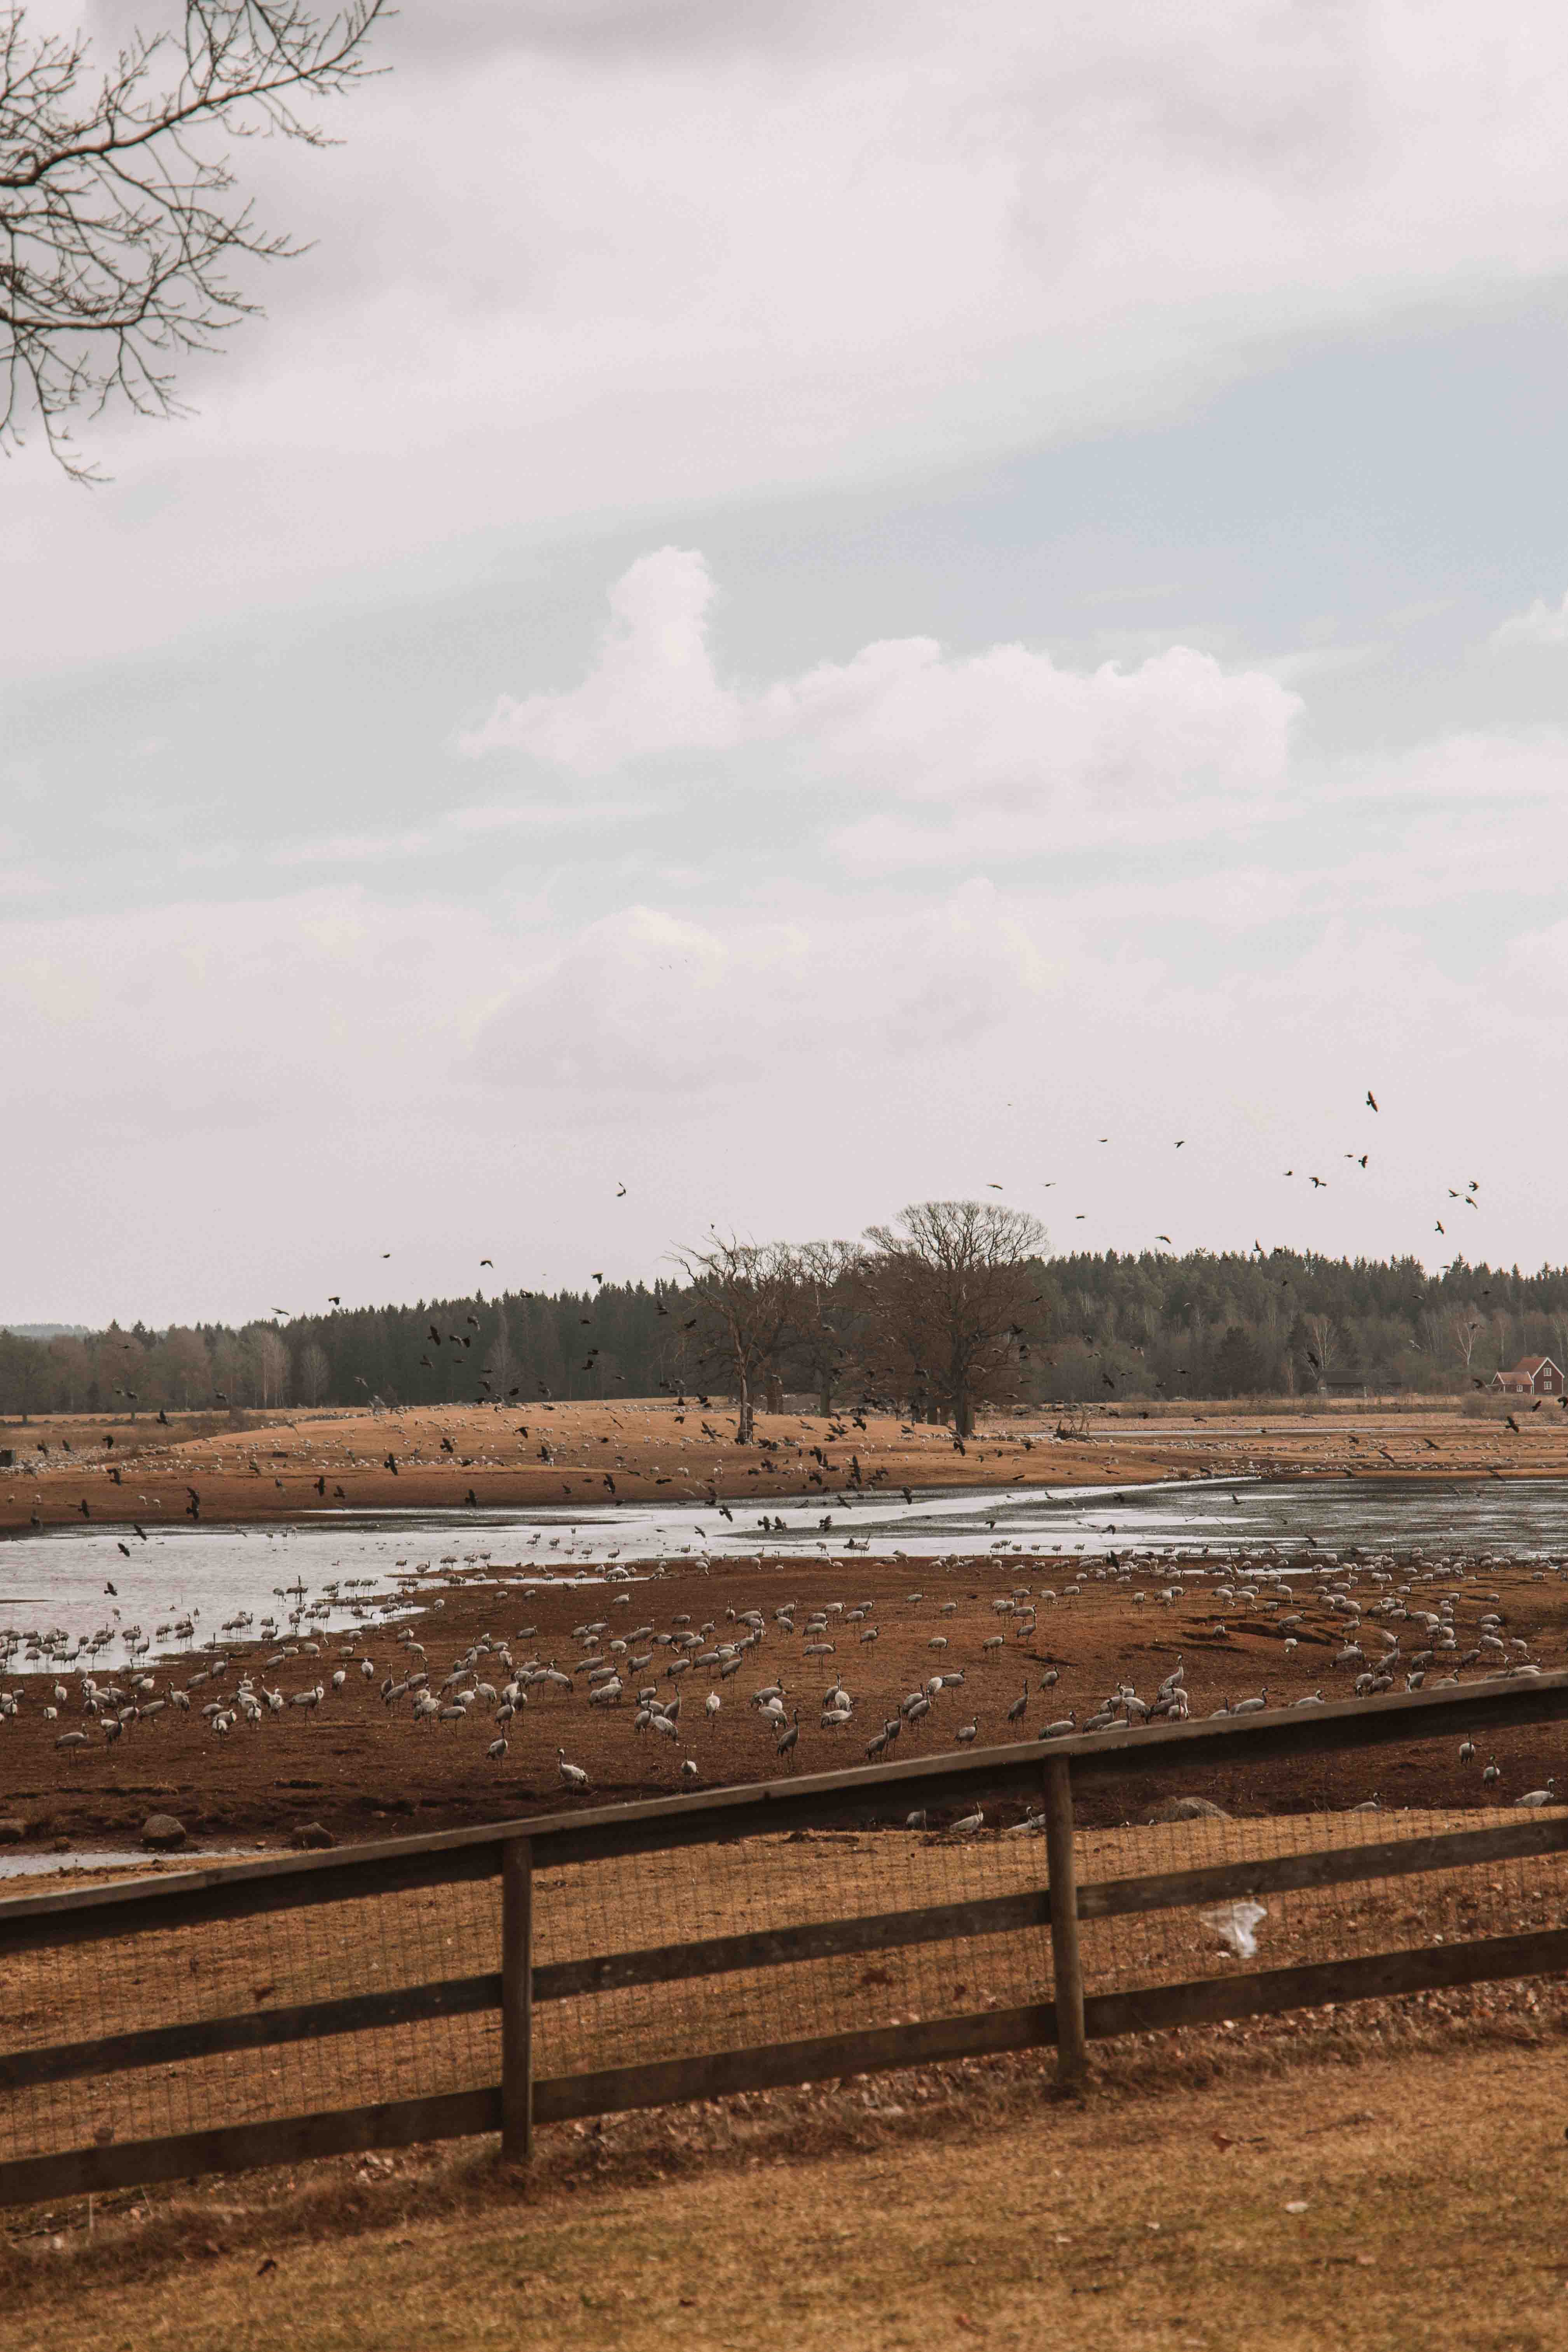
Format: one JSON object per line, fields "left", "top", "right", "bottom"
{"left": 4, "top": 1477, "right": 1568, "bottom": 1667}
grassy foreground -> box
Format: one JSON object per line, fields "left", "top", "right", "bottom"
{"left": 7, "top": 2007, "right": 1568, "bottom": 2352}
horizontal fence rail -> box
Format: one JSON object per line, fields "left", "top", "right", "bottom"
{"left": 2, "top": 1672, "right": 1567, "bottom": 2207}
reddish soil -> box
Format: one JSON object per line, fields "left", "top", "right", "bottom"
{"left": 4, "top": 1542, "right": 1566, "bottom": 1854}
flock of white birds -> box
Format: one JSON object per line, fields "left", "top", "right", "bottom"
{"left": 3, "top": 1534, "right": 1565, "bottom": 1819}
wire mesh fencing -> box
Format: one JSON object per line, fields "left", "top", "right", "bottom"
{"left": 1072, "top": 1799, "right": 1568, "bottom": 2005}
{"left": 533, "top": 1823, "right": 1055, "bottom": 2082}
{"left": 0, "top": 1871, "right": 503, "bottom": 2167}
{"left": 5, "top": 1674, "right": 1568, "bottom": 2203}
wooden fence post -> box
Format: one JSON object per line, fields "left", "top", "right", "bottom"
{"left": 501, "top": 1837, "right": 534, "bottom": 2163}
{"left": 1043, "top": 1758, "right": 1088, "bottom": 2088}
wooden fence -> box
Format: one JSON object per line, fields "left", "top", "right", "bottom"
{"left": 3, "top": 1672, "right": 1568, "bottom": 2208}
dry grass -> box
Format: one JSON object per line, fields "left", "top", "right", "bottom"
{"left": 11, "top": 1393, "right": 1568, "bottom": 1535}
{"left": 5, "top": 1992, "right": 1568, "bottom": 2350}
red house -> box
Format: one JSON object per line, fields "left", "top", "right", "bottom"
{"left": 1493, "top": 1356, "right": 1564, "bottom": 1396}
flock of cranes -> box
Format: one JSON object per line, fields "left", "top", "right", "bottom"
{"left": 2, "top": 1533, "right": 1565, "bottom": 1818}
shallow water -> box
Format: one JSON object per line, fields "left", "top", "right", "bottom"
{"left": 0, "top": 1847, "right": 248, "bottom": 1881}
{"left": 3, "top": 1477, "right": 1567, "bottom": 1669}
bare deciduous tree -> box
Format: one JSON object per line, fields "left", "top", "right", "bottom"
{"left": 296, "top": 1337, "right": 329, "bottom": 1404}
{"left": 671, "top": 1236, "right": 798, "bottom": 1445}
{"left": 788, "top": 1238, "right": 864, "bottom": 1418}
{"left": 1449, "top": 1307, "right": 1483, "bottom": 1372}
{"left": 859, "top": 1200, "right": 1044, "bottom": 1437}
{"left": 484, "top": 1303, "right": 514, "bottom": 1402}
{"left": 1302, "top": 1311, "right": 1335, "bottom": 1390}
{"left": 251, "top": 1321, "right": 288, "bottom": 1404}
{"left": 1, "top": 0, "right": 385, "bottom": 476}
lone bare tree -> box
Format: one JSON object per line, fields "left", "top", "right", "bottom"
{"left": 671, "top": 1237, "right": 798, "bottom": 1444}
{"left": 2, "top": 0, "right": 385, "bottom": 476}
{"left": 859, "top": 1200, "right": 1044, "bottom": 1437}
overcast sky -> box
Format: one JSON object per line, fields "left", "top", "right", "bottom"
{"left": 5, "top": 0, "right": 1568, "bottom": 1327}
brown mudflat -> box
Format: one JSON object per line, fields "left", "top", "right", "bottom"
{"left": 3, "top": 1531, "right": 1566, "bottom": 1852}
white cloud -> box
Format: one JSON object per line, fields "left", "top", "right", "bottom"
{"left": 465, "top": 548, "right": 1301, "bottom": 860}
{"left": 460, "top": 550, "right": 739, "bottom": 768}
{"left": 1490, "top": 592, "right": 1568, "bottom": 650}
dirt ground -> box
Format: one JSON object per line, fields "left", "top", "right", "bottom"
{"left": 6, "top": 2010, "right": 1568, "bottom": 2351}
{"left": 7, "top": 1395, "right": 1568, "bottom": 1535}
{"left": 4, "top": 1530, "right": 1568, "bottom": 1849}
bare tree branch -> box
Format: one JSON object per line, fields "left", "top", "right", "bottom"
{"left": 0, "top": 0, "right": 387, "bottom": 478}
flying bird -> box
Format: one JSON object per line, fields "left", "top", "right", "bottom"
{"left": 1156, "top": 1234, "right": 1172, "bottom": 1244}
{"left": 1366, "top": 1091, "right": 1378, "bottom": 1110}
{"left": 480, "top": 1257, "right": 493, "bottom": 1267}
{"left": 616, "top": 1182, "right": 627, "bottom": 1197}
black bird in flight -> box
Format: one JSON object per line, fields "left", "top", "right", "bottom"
{"left": 105, "top": 1580, "right": 117, "bottom": 1595}
{"left": 481, "top": 1258, "right": 493, "bottom": 1267}
{"left": 616, "top": 1182, "right": 627, "bottom": 1197}
{"left": 1366, "top": 1090, "right": 1378, "bottom": 1110}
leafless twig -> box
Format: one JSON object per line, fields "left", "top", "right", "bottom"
{"left": 0, "top": 0, "right": 386, "bottom": 478}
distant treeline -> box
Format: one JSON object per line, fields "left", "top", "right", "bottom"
{"left": 3, "top": 1247, "right": 1566, "bottom": 1419}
